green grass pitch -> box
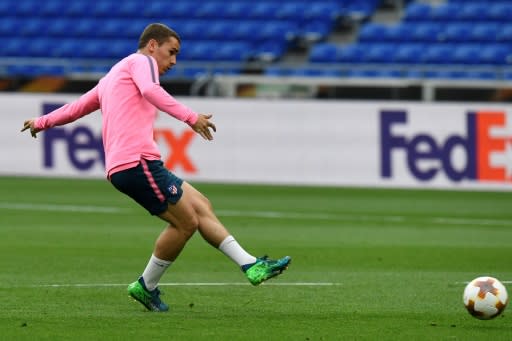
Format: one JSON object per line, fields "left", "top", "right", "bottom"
{"left": 0, "top": 176, "right": 511, "bottom": 340}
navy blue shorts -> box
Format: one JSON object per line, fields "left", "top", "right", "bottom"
{"left": 110, "top": 159, "right": 184, "bottom": 215}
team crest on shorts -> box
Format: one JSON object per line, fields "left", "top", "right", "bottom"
{"left": 169, "top": 185, "right": 178, "bottom": 196}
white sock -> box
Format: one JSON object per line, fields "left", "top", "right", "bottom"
{"left": 218, "top": 235, "right": 257, "bottom": 267}
{"left": 141, "top": 254, "right": 172, "bottom": 291}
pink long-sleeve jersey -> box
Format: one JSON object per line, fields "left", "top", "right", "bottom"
{"left": 35, "top": 53, "right": 199, "bottom": 178}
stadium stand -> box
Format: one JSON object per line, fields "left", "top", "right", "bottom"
{"left": 299, "top": 0, "right": 512, "bottom": 81}
{"left": 0, "top": 0, "right": 378, "bottom": 79}
{"left": 2, "top": 0, "right": 512, "bottom": 95}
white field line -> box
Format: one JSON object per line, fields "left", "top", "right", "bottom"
{"left": 26, "top": 281, "right": 512, "bottom": 288}
{"left": 28, "top": 282, "right": 341, "bottom": 288}
{"left": 217, "top": 210, "right": 511, "bottom": 227}
{"left": 0, "top": 202, "right": 510, "bottom": 227}
{"left": 0, "top": 202, "right": 125, "bottom": 213}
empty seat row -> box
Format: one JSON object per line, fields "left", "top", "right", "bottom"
{"left": 0, "top": 37, "right": 285, "bottom": 62}
{"left": 309, "top": 42, "right": 512, "bottom": 65}
{"left": 360, "top": 22, "right": 512, "bottom": 43}
{"left": 0, "top": 17, "right": 304, "bottom": 42}
{"left": 3, "top": 63, "right": 242, "bottom": 78}
{"left": 264, "top": 65, "right": 511, "bottom": 80}
{"left": 405, "top": 2, "right": 512, "bottom": 22}
{"left": 1, "top": 0, "right": 346, "bottom": 22}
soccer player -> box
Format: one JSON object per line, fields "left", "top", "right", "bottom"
{"left": 21, "top": 23, "right": 291, "bottom": 312}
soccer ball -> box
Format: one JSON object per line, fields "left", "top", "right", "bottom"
{"left": 463, "top": 276, "right": 508, "bottom": 320}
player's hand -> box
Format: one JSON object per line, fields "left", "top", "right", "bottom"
{"left": 191, "top": 114, "right": 216, "bottom": 141}
{"left": 21, "top": 119, "right": 41, "bottom": 138}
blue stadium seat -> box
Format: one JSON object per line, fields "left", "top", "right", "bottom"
{"left": 119, "top": 19, "right": 148, "bottom": 39}
{"left": 6, "top": 64, "right": 35, "bottom": 76}
{"left": 502, "top": 70, "right": 512, "bottom": 80}
{"left": 32, "top": 64, "right": 66, "bottom": 76}
{"left": 496, "top": 24, "right": 512, "bottom": 42}
{"left": 410, "top": 23, "right": 442, "bottom": 42}
{"left": 214, "top": 42, "right": 252, "bottom": 61}
{"left": 487, "top": 3, "right": 512, "bottom": 21}
{"left": 179, "top": 21, "right": 208, "bottom": 41}
{"left": 63, "top": 1, "right": 92, "bottom": 17}
{"left": 439, "top": 23, "right": 472, "bottom": 42}
{"left": 384, "top": 24, "right": 414, "bottom": 42}
{"left": 27, "top": 38, "right": 54, "bottom": 57}
{"left": 361, "top": 44, "right": 397, "bottom": 63}
{"left": 337, "top": 44, "right": 368, "bottom": 63}
{"left": 70, "top": 18, "right": 100, "bottom": 38}
{"left": 346, "top": 68, "right": 403, "bottom": 78}
{"left": 117, "top": 1, "right": 146, "bottom": 18}
{"left": 182, "top": 42, "right": 217, "bottom": 61}
{"left": 89, "top": 1, "right": 118, "bottom": 17}
{"left": 40, "top": 0, "right": 66, "bottom": 17}
{"left": 300, "top": 21, "right": 333, "bottom": 43}
{"left": 51, "top": 39, "right": 82, "bottom": 58}
{"left": 14, "top": 0, "right": 40, "bottom": 17}
{"left": 289, "top": 68, "right": 328, "bottom": 77}
{"left": 469, "top": 23, "right": 499, "bottom": 42}
{"left": 4, "top": 38, "right": 29, "bottom": 57}
{"left": 46, "top": 19, "right": 76, "bottom": 38}
{"left": 170, "top": 2, "right": 198, "bottom": 18}
{"left": 248, "top": 3, "right": 280, "bottom": 20}
{"left": 79, "top": 40, "right": 112, "bottom": 59}
{"left": 309, "top": 43, "right": 338, "bottom": 63}
{"left": 276, "top": 3, "right": 307, "bottom": 22}
{"left": 0, "top": 18, "right": 21, "bottom": 37}
{"left": 195, "top": 2, "right": 226, "bottom": 19}
{"left": 253, "top": 41, "right": 288, "bottom": 62}
{"left": 429, "top": 3, "right": 460, "bottom": 21}
{"left": 404, "top": 3, "right": 431, "bottom": 21}
{"left": 222, "top": 2, "right": 252, "bottom": 19}
{"left": 462, "top": 70, "right": 498, "bottom": 80}
{"left": 424, "top": 70, "right": 467, "bottom": 80}
{"left": 258, "top": 21, "right": 296, "bottom": 43}
{"left": 143, "top": 1, "right": 172, "bottom": 18}
{"left": 231, "top": 21, "right": 260, "bottom": 41}
{"left": 0, "top": 1, "right": 15, "bottom": 16}
{"left": 287, "top": 68, "right": 342, "bottom": 77}
{"left": 264, "top": 66, "right": 292, "bottom": 77}
{"left": 359, "top": 23, "right": 386, "bottom": 42}
{"left": 456, "top": 3, "right": 489, "bottom": 21}
{"left": 392, "top": 44, "right": 425, "bottom": 64}
{"left": 96, "top": 19, "right": 127, "bottom": 38}
{"left": 203, "top": 21, "right": 236, "bottom": 40}
{"left": 305, "top": 2, "right": 344, "bottom": 22}
{"left": 422, "top": 44, "right": 454, "bottom": 64}
{"left": 105, "top": 40, "right": 135, "bottom": 58}
{"left": 450, "top": 44, "right": 481, "bottom": 64}
{"left": 346, "top": 1, "right": 379, "bottom": 21}
{"left": 479, "top": 44, "right": 512, "bottom": 65}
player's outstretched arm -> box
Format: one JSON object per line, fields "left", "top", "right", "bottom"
{"left": 20, "top": 119, "right": 41, "bottom": 138}
{"left": 190, "top": 114, "right": 217, "bottom": 141}
{"left": 20, "top": 86, "right": 100, "bottom": 139}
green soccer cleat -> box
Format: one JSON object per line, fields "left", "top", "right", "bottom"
{"left": 127, "top": 277, "right": 169, "bottom": 312}
{"left": 242, "top": 255, "right": 292, "bottom": 286}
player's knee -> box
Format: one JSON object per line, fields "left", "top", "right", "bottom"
{"left": 201, "top": 195, "right": 213, "bottom": 212}
{"left": 181, "top": 216, "right": 199, "bottom": 238}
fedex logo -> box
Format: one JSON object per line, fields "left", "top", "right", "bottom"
{"left": 41, "top": 103, "right": 197, "bottom": 173}
{"left": 380, "top": 110, "right": 512, "bottom": 183}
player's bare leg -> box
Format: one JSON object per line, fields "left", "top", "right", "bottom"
{"left": 128, "top": 182, "right": 291, "bottom": 311}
